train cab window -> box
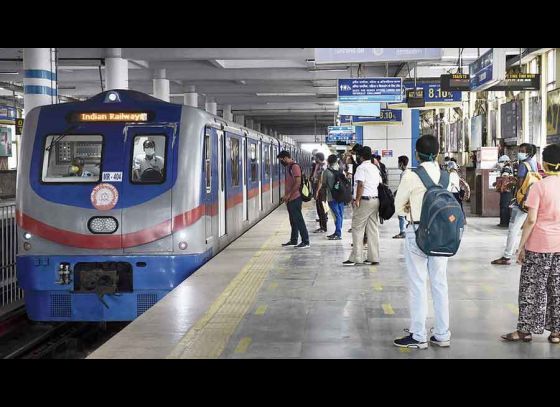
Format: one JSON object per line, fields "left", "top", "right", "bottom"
{"left": 230, "top": 137, "right": 240, "bottom": 186}
{"left": 250, "top": 143, "right": 258, "bottom": 181}
{"left": 41, "top": 135, "right": 102, "bottom": 183}
{"left": 131, "top": 135, "right": 166, "bottom": 184}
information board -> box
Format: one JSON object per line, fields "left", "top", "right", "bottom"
{"left": 315, "top": 48, "right": 443, "bottom": 64}
{"left": 327, "top": 126, "right": 355, "bottom": 144}
{"left": 338, "top": 102, "right": 381, "bottom": 116}
{"left": 338, "top": 78, "right": 403, "bottom": 103}
{"left": 0, "top": 105, "right": 16, "bottom": 124}
{"left": 339, "top": 109, "right": 402, "bottom": 125}
{"left": 469, "top": 48, "right": 506, "bottom": 92}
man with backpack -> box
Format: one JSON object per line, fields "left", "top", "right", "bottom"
{"left": 277, "top": 150, "right": 310, "bottom": 249}
{"left": 374, "top": 154, "right": 389, "bottom": 185}
{"left": 317, "top": 154, "right": 351, "bottom": 240}
{"left": 343, "top": 146, "right": 381, "bottom": 266}
{"left": 491, "top": 143, "right": 541, "bottom": 266}
{"left": 393, "top": 135, "right": 465, "bottom": 349}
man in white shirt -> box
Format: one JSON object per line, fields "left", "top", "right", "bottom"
{"left": 393, "top": 135, "right": 452, "bottom": 350}
{"left": 343, "top": 146, "right": 381, "bottom": 266}
{"left": 133, "top": 139, "right": 165, "bottom": 182}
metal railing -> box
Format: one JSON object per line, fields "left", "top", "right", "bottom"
{"left": 1, "top": 201, "right": 22, "bottom": 310}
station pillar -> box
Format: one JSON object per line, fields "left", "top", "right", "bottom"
{"left": 205, "top": 98, "right": 217, "bottom": 115}
{"left": 246, "top": 119, "right": 254, "bottom": 129}
{"left": 223, "top": 104, "right": 233, "bottom": 121}
{"left": 153, "top": 68, "right": 170, "bottom": 102}
{"left": 184, "top": 86, "right": 198, "bottom": 107}
{"left": 105, "top": 48, "right": 128, "bottom": 90}
{"left": 234, "top": 114, "right": 245, "bottom": 126}
{"left": 23, "top": 48, "right": 57, "bottom": 113}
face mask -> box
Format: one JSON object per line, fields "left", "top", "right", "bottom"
{"left": 145, "top": 148, "right": 155, "bottom": 156}
{"left": 70, "top": 165, "right": 80, "bottom": 174}
{"left": 544, "top": 161, "right": 560, "bottom": 175}
{"left": 280, "top": 160, "right": 288, "bottom": 167}
{"left": 518, "top": 153, "right": 528, "bottom": 161}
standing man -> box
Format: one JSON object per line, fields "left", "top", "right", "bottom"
{"left": 393, "top": 155, "right": 409, "bottom": 239}
{"left": 375, "top": 154, "right": 389, "bottom": 185}
{"left": 312, "top": 152, "right": 328, "bottom": 233}
{"left": 393, "top": 135, "right": 452, "bottom": 349}
{"left": 343, "top": 146, "right": 381, "bottom": 266}
{"left": 277, "top": 150, "right": 310, "bottom": 249}
{"left": 491, "top": 143, "right": 538, "bottom": 265}
{"left": 495, "top": 155, "right": 514, "bottom": 227}
{"left": 318, "top": 154, "right": 344, "bottom": 240}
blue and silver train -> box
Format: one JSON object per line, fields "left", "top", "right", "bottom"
{"left": 16, "top": 89, "right": 312, "bottom": 321}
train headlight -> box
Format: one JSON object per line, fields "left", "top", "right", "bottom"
{"left": 24, "top": 232, "right": 32, "bottom": 240}
{"left": 178, "top": 241, "right": 188, "bottom": 250}
{"left": 88, "top": 217, "right": 118, "bottom": 234}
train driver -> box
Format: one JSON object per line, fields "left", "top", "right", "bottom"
{"left": 133, "top": 139, "right": 165, "bottom": 182}
{"left": 66, "top": 157, "right": 95, "bottom": 177}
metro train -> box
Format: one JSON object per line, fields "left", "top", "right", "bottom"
{"left": 16, "top": 89, "right": 312, "bottom": 321}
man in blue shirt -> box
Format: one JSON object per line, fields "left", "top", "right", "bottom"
{"left": 491, "top": 143, "right": 538, "bottom": 265}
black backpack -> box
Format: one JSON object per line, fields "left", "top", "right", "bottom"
{"left": 328, "top": 168, "right": 353, "bottom": 204}
{"left": 378, "top": 183, "right": 395, "bottom": 221}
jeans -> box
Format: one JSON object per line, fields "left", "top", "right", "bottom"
{"left": 504, "top": 205, "right": 527, "bottom": 259}
{"left": 398, "top": 216, "right": 406, "bottom": 234}
{"left": 287, "top": 197, "right": 309, "bottom": 244}
{"left": 404, "top": 225, "right": 450, "bottom": 343}
{"left": 328, "top": 200, "right": 344, "bottom": 237}
{"left": 499, "top": 191, "right": 513, "bottom": 226}
{"left": 348, "top": 199, "right": 380, "bottom": 263}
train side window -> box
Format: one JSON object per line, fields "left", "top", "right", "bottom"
{"left": 41, "top": 135, "right": 102, "bottom": 183}
{"left": 204, "top": 130, "right": 211, "bottom": 193}
{"left": 250, "top": 143, "right": 257, "bottom": 181}
{"left": 231, "top": 137, "right": 240, "bottom": 186}
{"left": 264, "top": 145, "right": 271, "bottom": 178}
{"left": 131, "top": 135, "right": 166, "bottom": 184}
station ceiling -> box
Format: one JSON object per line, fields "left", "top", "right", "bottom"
{"left": 0, "top": 48, "right": 500, "bottom": 138}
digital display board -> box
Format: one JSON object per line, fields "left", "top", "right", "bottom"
{"left": 338, "top": 78, "right": 403, "bottom": 103}
{"left": 327, "top": 126, "right": 355, "bottom": 144}
{"left": 339, "top": 109, "right": 402, "bottom": 125}
{"left": 489, "top": 73, "right": 540, "bottom": 91}
{"left": 69, "top": 112, "right": 152, "bottom": 123}
{"left": 441, "top": 74, "right": 470, "bottom": 91}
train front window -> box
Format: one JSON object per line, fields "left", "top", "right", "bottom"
{"left": 41, "top": 135, "right": 102, "bottom": 183}
{"left": 131, "top": 135, "right": 166, "bottom": 184}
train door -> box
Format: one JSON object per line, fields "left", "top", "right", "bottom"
{"left": 242, "top": 133, "right": 248, "bottom": 221}
{"left": 203, "top": 127, "right": 213, "bottom": 246}
{"left": 217, "top": 129, "right": 226, "bottom": 237}
{"left": 268, "top": 144, "right": 273, "bottom": 204}
{"left": 258, "top": 139, "right": 263, "bottom": 211}
{"left": 123, "top": 125, "right": 175, "bottom": 253}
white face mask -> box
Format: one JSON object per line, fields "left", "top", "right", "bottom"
{"left": 145, "top": 148, "right": 155, "bottom": 156}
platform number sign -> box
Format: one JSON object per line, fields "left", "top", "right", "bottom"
{"left": 15, "top": 118, "right": 24, "bottom": 135}
{"left": 102, "top": 172, "right": 123, "bottom": 182}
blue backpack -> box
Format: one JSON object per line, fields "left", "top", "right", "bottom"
{"left": 412, "top": 167, "right": 465, "bottom": 257}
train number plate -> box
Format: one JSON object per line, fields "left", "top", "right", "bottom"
{"left": 102, "top": 172, "right": 123, "bottom": 182}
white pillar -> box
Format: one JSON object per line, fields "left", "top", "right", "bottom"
{"left": 234, "top": 114, "right": 245, "bottom": 126}
{"left": 222, "top": 104, "right": 233, "bottom": 121}
{"left": 246, "top": 119, "right": 254, "bottom": 129}
{"left": 184, "top": 86, "right": 198, "bottom": 107}
{"left": 153, "top": 68, "right": 170, "bottom": 102}
{"left": 105, "top": 48, "right": 128, "bottom": 90}
{"left": 23, "top": 48, "right": 57, "bottom": 113}
{"left": 205, "top": 98, "right": 217, "bottom": 115}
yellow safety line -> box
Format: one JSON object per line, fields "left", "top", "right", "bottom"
{"left": 167, "top": 221, "right": 286, "bottom": 359}
{"left": 399, "top": 348, "right": 411, "bottom": 353}
{"left": 255, "top": 304, "right": 268, "bottom": 315}
{"left": 372, "top": 282, "right": 383, "bottom": 291}
{"left": 369, "top": 266, "right": 378, "bottom": 273}
{"left": 382, "top": 304, "right": 395, "bottom": 315}
{"left": 506, "top": 303, "right": 519, "bottom": 315}
{"left": 234, "top": 337, "right": 252, "bottom": 354}
{"left": 268, "top": 282, "right": 279, "bottom": 290}
{"left": 481, "top": 284, "right": 495, "bottom": 294}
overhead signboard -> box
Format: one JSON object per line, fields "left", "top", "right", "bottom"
{"left": 69, "top": 112, "right": 152, "bottom": 123}
{"left": 389, "top": 80, "right": 462, "bottom": 109}
{"left": 327, "top": 126, "right": 355, "bottom": 144}
{"left": 488, "top": 73, "right": 541, "bottom": 91}
{"left": 441, "top": 73, "right": 470, "bottom": 92}
{"left": 338, "top": 78, "right": 403, "bottom": 103}
{"left": 338, "top": 102, "right": 381, "bottom": 117}
{"left": 0, "top": 105, "right": 16, "bottom": 124}
{"left": 469, "top": 48, "right": 506, "bottom": 92}
{"left": 339, "top": 109, "right": 402, "bottom": 125}
{"left": 315, "top": 48, "right": 443, "bottom": 64}
{"left": 546, "top": 88, "right": 560, "bottom": 144}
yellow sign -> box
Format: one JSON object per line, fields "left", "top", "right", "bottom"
{"left": 77, "top": 112, "right": 149, "bottom": 122}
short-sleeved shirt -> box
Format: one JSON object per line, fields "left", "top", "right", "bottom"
{"left": 134, "top": 154, "right": 165, "bottom": 178}
{"left": 518, "top": 157, "right": 537, "bottom": 178}
{"left": 286, "top": 162, "right": 302, "bottom": 202}
{"left": 322, "top": 166, "right": 338, "bottom": 202}
{"left": 354, "top": 161, "right": 381, "bottom": 199}
{"left": 525, "top": 176, "right": 560, "bottom": 253}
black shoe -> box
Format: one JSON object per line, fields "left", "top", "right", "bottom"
{"left": 328, "top": 235, "right": 342, "bottom": 240}
{"left": 294, "top": 242, "right": 310, "bottom": 249}
{"left": 282, "top": 241, "right": 297, "bottom": 247}
{"left": 313, "top": 228, "right": 326, "bottom": 233}
{"left": 342, "top": 260, "right": 357, "bottom": 266}
{"left": 393, "top": 233, "right": 405, "bottom": 239}
{"left": 363, "top": 260, "right": 379, "bottom": 265}
{"left": 347, "top": 228, "right": 352, "bottom": 233}
{"left": 327, "top": 233, "right": 336, "bottom": 238}
{"left": 429, "top": 335, "right": 450, "bottom": 347}
{"left": 316, "top": 219, "right": 320, "bottom": 222}
{"left": 393, "top": 330, "right": 428, "bottom": 349}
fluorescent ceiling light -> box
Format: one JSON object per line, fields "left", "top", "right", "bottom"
{"left": 309, "top": 69, "right": 348, "bottom": 72}
{"left": 257, "top": 93, "right": 316, "bottom": 96}
{"left": 0, "top": 72, "right": 18, "bottom": 75}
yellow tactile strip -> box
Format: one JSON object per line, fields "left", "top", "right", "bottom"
{"left": 167, "top": 225, "right": 285, "bottom": 359}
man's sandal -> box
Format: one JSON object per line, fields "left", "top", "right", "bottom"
{"left": 548, "top": 333, "right": 560, "bottom": 344}
{"left": 501, "top": 331, "right": 532, "bottom": 342}
{"left": 491, "top": 257, "right": 511, "bottom": 265}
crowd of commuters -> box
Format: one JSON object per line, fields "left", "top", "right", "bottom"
{"left": 276, "top": 139, "right": 560, "bottom": 349}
